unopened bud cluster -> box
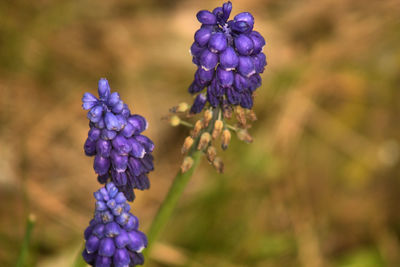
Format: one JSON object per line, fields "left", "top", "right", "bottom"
{"left": 82, "top": 183, "right": 147, "bottom": 267}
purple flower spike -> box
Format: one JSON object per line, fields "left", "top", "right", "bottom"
{"left": 82, "top": 183, "right": 147, "bottom": 266}
{"left": 187, "top": 2, "right": 266, "bottom": 111}
{"left": 82, "top": 79, "right": 154, "bottom": 200}
{"left": 196, "top": 10, "right": 217, "bottom": 25}
{"left": 208, "top": 32, "right": 228, "bottom": 53}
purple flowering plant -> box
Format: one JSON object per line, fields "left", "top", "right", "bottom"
{"left": 77, "top": 2, "right": 265, "bottom": 266}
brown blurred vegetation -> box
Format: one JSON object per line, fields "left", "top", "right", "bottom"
{"left": 1, "top": 0, "right": 400, "bottom": 266}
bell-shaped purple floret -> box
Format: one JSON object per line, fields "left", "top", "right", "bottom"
{"left": 110, "top": 150, "right": 128, "bottom": 172}
{"left": 240, "top": 91, "right": 253, "bottom": 109}
{"left": 101, "top": 129, "right": 117, "bottom": 140}
{"left": 220, "top": 46, "right": 239, "bottom": 70}
{"left": 95, "top": 118, "right": 105, "bottom": 129}
{"left": 128, "top": 157, "right": 144, "bottom": 177}
{"left": 141, "top": 154, "right": 154, "bottom": 172}
{"left": 98, "top": 78, "right": 111, "bottom": 101}
{"left": 134, "top": 135, "right": 154, "bottom": 152}
{"left": 93, "top": 224, "right": 105, "bottom": 238}
{"left": 127, "top": 231, "right": 146, "bottom": 252}
{"left": 121, "top": 122, "right": 134, "bottom": 138}
{"left": 217, "top": 67, "right": 234, "bottom": 87}
{"left": 253, "top": 52, "right": 267, "bottom": 73}
{"left": 107, "top": 92, "right": 120, "bottom": 107}
{"left": 88, "top": 105, "right": 103, "bottom": 123}
{"left": 250, "top": 31, "right": 265, "bottom": 54}
{"left": 196, "top": 10, "right": 217, "bottom": 25}
{"left": 86, "top": 235, "right": 100, "bottom": 253}
{"left": 112, "top": 101, "right": 124, "bottom": 114}
{"left": 226, "top": 87, "right": 241, "bottom": 104}
{"left": 113, "top": 248, "right": 130, "bottom": 267}
{"left": 235, "top": 34, "right": 254, "bottom": 56}
{"left": 112, "top": 135, "right": 132, "bottom": 155}
{"left": 208, "top": 32, "right": 227, "bottom": 53}
{"left": 111, "top": 170, "right": 128, "bottom": 186}
{"left": 232, "top": 12, "right": 254, "bottom": 33}
{"left": 234, "top": 73, "right": 249, "bottom": 92}
{"left": 84, "top": 138, "right": 96, "bottom": 156}
{"left": 238, "top": 56, "right": 256, "bottom": 77}
{"left": 190, "top": 42, "right": 204, "bottom": 57}
{"left": 94, "top": 155, "right": 111, "bottom": 176}
{"left": 105, "top": 222, "right": 121, "bottom": 237}
{"left": 200, "top": 49, "right": 218, "bottom": 71}
{"left": 248, "top": 74, "right": 262, "bottom": 91}
{"left": 196, "top": 68, "right": 215, "bottom": 84}
{"left": 129, "top": 138, "right": 146, "bottom": 159}
{"left": 96, "top": 256, "right": 112, "bottom": 267}
{"left": 127, "top": 115, "right": 147, "bottom": 133}
{"left": 188, "top": 81, "right": 203, "bottom": 94}
{"left": 190, "top": 93, "right": 207, "bottom": 114}
{"left": 207, "top": 87, "right": 220, "bottom": 107}
{"left": 194, "top": 28, "right": 212, "bottom": 47}
{"left": 98, "top": 237, "right": 116, "bottom": 257}
{"left": 88, "top": 127, "right": 101, "bottom": 141}
{"left": 105, "top": 112, "right": 121, "bottom": 131}
{"left": 82, "top": 93, "right": 98, "bottom": 110}
{"left": 96, "top": 139, "right": 112, "bottom": 157}
{"left": 82, "top": 249, "right": 95, "bottom": 264}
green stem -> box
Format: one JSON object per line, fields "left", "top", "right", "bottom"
{"left": 16, "top": 214, "right": 36, "bottom": 267}
{"left": 144, "top": 151, "right": 203, "bottom": 257}
{"left": 72, "top": 244, "right": 87, "bottom": 267}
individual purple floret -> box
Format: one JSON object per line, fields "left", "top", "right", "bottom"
{"left": 82, "top": 78, "right": 155, "bottom": 201}
{"left": 188, "top": 1, "right": 267, "bottom": 113}
{"left": 82, "top": 183, "right": 147, "bottom": 267}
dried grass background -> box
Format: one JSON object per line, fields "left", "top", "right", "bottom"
{"left": 1, "top": 0, "right": 400, "bottom": 266}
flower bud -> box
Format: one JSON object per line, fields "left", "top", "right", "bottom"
{"left": 192, "top": 120, "right": 203, "bottom": 137}
{"left": 212, "top": 157, "right": 224, "bottom": 173}
{"left": 234, "top": 34, "right": 254, "bottom": 56}
{"left": 170, "top": 115, "right": 180, "bottom": 127}
{"left": 181, "top": 136, "right": 194, "bottom": 154}
{"left": 237, "top": 129, "right": 253, "bottom": 143}
{"left": 196, "top": 10, "right": 217, "bottom": 25}
{"left": 221, "top": 129, "right": 231, "bottom": 150}
{"left": 194, "top": 28, "right": 212, "bottom": 47}
{"left": 200, "top": 49, "right": 218, "bottom": 71}
{"left": 206, "top": 146, "right": 217, "bottom": 162}
{"left": 197, "top": 132, "right": 211, "bottom": 150}
{"left": 220, "top": 47, "right": 239, "bottom": 70}
{"left": 235, "top": 106, "right": 247, "bottom": 126}
{"left": 181, "top": 156, "right": 194, "bottom": 173}
{"left": 203, "top": 109, "right": 213, "bottom": 127}
{"left": 208, "top": 32, "right": 227, "bottom": 53}
{"left": 212, "top": 120, "right": 223, "bottom": 139}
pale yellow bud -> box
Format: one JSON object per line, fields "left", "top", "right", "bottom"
{"left": 181, "top": 136, "right": 194, "bottom": 154}
{"left": 206, "top": 146, "right": 217, "bottom": 162}
{"left": 177, "top": 102, "right": 189, "bottom": 113}
{"left": 192, "top": 120, "right": 203, "bottom": 137}
{"left": 170, "top": 115, "right": 180, "bottom": 127}
{"left": 197, "top": 132, "right": 211, "bottom": 150}
{"left": 221, "top": 129, "right": 231, "bottom": 150}
{"left": 235, "top": 106, "right": 246, "bottom": 126}
{"left": 181, "top": 156, "right": 194, "bottom": 173}
{"left": 212, "top": 120, "right": 223, "bottom": 139}
{"left": 203, "top": 109, "right": 213, "bottom": 127}
{"left": 212, "top": 157, "right": 224, "bottom": 173}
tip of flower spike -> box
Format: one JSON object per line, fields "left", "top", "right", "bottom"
{"left": 98, "top": 78, "right": 111, "bottom": 100}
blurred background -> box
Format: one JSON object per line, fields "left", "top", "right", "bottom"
{"left": 1, "top": 0, "right": 400, "bottom": 266}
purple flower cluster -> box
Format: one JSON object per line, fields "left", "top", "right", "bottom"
{"left": 189, "top": 1, "right": 267, "bottom": 113}
{"left": 82, "top": 78, "right": 154, "bottom": 201}
{"left": 82, "top": 182, "right": 147, "bottom": 267}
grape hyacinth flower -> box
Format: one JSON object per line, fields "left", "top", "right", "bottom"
{"left": 82, "top": 78, "right": 155, "bottom": 201}
{"left": 188, "top": 1, "right": 266, "bottom": 113}
{"left": 82, "top": 182, "right": 147, "bottom": 267}
{"left": 169, "top": 2, "right": 265, "bottom": 173}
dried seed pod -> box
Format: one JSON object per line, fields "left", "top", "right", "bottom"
{"left": 212, "top": 157, "right": 224, "bottom": 173}
{"left": 197, "top": 132, "right": 211, "bottom": 150}
{"left": 203, "top": 109, "right": 213, "bottom": 127}
{"left": 181, "top": 136, "right": 194, "bottom": 154}
{"left": 170, "top": 115, "right": 181, "bottom": 127}
{"left": 235, "top": 106, "right": 246, "bottom": 126}
{"left": 237, "top": 129, "right": 253, "bottom": 143}
{"left": 221, "top": 129, "right": 231, "bottom": 150}
{"left": 181, "top": 156, "right": 194, "bottom": 173}
{"left": 212, "top": 120, "right": 224, "bottom": 139}
{"left": 247, "top": 110, "right": 257, "bottom": 121}
{"left": 223, "top": 106, "right": 233, "bottom": 119}
{"left": 192, "top": 120, "right": 203, "bottom": 137}
{"left": 206, "top": 146, "right": 217, "bottom": 162}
